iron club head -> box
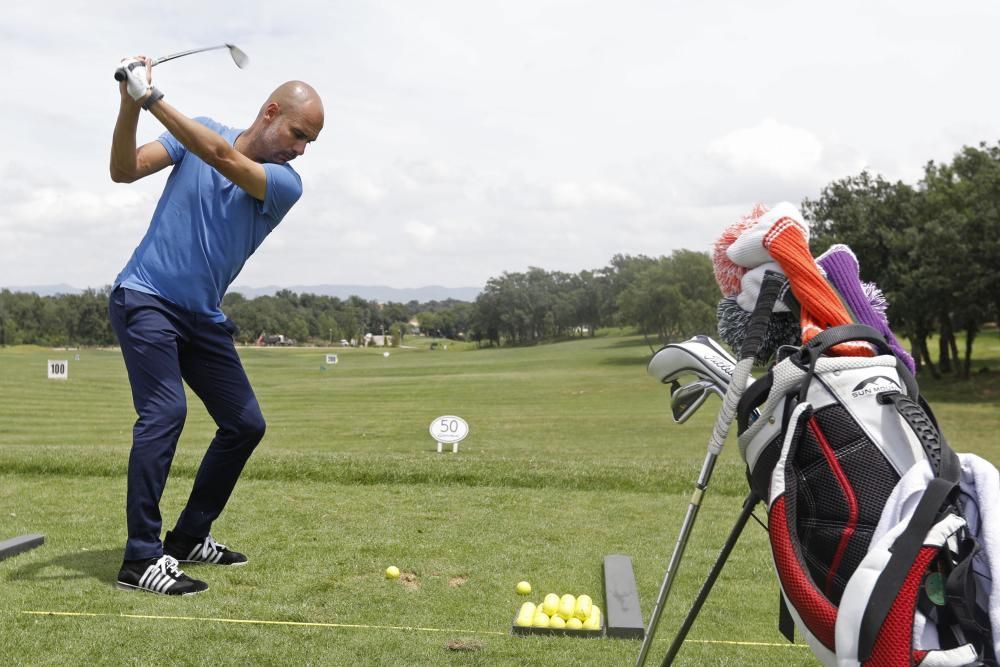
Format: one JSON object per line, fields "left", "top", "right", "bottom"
{"left": 670, "top": 379, "right": 725, "bottom": 423}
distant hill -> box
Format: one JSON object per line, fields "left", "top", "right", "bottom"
{"left": 229, "top": 284, "right": 481, "bottom": 302}
{"left": 0, "top": 283, "right": 480, "bottom": 303}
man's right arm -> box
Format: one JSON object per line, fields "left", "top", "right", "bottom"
{"left": 110, "top": 83, "right": 173, "bottom": 183}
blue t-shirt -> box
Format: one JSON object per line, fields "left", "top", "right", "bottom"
{"left": 114, "top": 117, "right": 302, "bottom": 322}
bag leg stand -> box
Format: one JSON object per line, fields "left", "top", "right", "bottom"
{"left": 660, "top": 493, "right": 759, "bottom": 666}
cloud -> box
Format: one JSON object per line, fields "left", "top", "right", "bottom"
{"left": 549, "top": 181, "right": 643, "bottom": 210}
{"left": 404, "top": 220, "right": 438, "bottom": 249}
{"left": 708, "top": 119, "right": 824, "bottom": 180}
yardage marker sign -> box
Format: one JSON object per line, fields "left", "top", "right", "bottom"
{"left": 430, "top": 415, "right": 469, "bottom": 453}
{"left": 47, "top": 360, "right": 68, "bottom": 380}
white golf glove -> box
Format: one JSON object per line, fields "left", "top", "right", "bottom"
{"left": 119, "top": 58, "right": 151, "bottom": 101}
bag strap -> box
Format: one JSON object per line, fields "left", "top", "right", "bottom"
{"left": 945, "top": 536, "right": 992, "bottom": 638}
{"left": 857, "top": 476, "right": 959, "bottom": 660}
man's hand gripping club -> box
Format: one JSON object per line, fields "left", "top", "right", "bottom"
{"left": 117, "top": 56, "right": 163, "bottom": 109}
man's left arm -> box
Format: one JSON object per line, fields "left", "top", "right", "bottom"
{"left": 119, "top": 56, "right": 268, "bottom": 201}
{"left": 147, "top": 100, "right": 267, "bottom": 201}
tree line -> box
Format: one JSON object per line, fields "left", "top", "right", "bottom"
{"left": 2, "top": 142, "right": 997, "bottom": 376}
{"left": 0, "top": 287, "right": 472, "bottom": 349}
{"left": 0, "top": 251, "right": 713, "bottom": 349}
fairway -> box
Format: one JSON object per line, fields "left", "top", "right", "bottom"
{"left": 1, "top": 335, "right": 998, "bottom": 665}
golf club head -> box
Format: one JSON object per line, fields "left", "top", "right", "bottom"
{"left": 225, "top": 43, "right": 249, "bottom": 69}
{"left": 647, "top": 335, "right": 737, "bottom": 388}
{"left": 670, "top": 379, "right": 724, "bottom": 423}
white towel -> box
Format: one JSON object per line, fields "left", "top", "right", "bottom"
{"left": 960, "top": 453, "right": 1000, "bottom": 659}
{"left": 872, "top": 453, "right": 999, "bottom": 657}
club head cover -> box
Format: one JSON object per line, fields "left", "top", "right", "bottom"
{"left": 712, "top": 203, "right": 770, "bottom": 297}
{"left": 816, "top": 244, "right": 916, "bottom": 373}
{"left": 736, "top": 262, "right": 792, "bottom": 314}
{"left": 717, "top": 297, "right": 801, "bottom": 364}
{"left": 726, "top": 201, "right": 807, "bottom": 269}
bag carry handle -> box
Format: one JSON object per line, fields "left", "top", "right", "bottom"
{"left": 877, "top": 392, "right": 960, "bottom": 479}
{"left": 792, "top": 324, "right": 919, "bottom": 403}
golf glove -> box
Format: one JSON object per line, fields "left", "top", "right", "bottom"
{"left": 120, "top": 58, "right": 151, "bottom": 102}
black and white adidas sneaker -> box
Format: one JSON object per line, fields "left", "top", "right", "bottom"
{"left": 116, "top": 555, "right": 208, "bottom": 595}
{"left": 164, "top": 531, "right": 248, "bottom": 566}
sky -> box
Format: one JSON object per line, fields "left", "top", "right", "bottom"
{"left": 3, "top": 0, "right": 1000, "bottom": 292}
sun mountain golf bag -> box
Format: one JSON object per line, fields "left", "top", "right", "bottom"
{"left": 736, "top": 324, "right": 996, "bottom": 667}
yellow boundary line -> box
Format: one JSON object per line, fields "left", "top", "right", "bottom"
{"left": 22, "top": 611, "right": 806, "bottom": 648}
{"left": 684, "top": 639, "right": 806, "bottom": 648}
{"left": 22, "top": 610, "right": 505, "bottom": 636}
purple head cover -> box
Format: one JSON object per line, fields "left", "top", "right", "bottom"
{"left": 816, "top": 244, "right": 916, "bottom": 373}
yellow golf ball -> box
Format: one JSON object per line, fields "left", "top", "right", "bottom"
{"left": 385, "top": 565, "right": 400, "bottom": 579}
{"left": 558, "top": 594, "right": 576, "bottom": 620}
{"left": 515, "top": 581, "right": 532, "bottom": 595}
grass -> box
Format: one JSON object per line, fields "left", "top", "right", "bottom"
{"left": 0, "top": 332, "right": 997, "bottom": 666}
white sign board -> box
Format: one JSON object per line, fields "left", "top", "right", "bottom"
{"left": 325, "top": 354, "right": 338, "bottom": 365}
{"left": 430, "top": 415, "right": 469, "bottom": 453}
{"left": 47, "top": 360, "right": 69, "bottom": 380}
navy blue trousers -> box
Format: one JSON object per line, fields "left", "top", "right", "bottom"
{"left": 109, "top": 287, "right": 265, "bottom": 561}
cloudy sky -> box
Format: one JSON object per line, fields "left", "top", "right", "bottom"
{"left": 3, "top": 1, "right": 999, "bottom": 292}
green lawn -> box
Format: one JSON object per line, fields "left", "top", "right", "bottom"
{"left": 1, "top": 333, "right": 997, "bottom": 665}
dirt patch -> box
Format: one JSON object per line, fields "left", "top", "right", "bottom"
{"left": 400, "top": 572, "right": 420, "bottom": 591}
{"left": 445, "top": 639, "right": 485, "bottom": 652}
{"left": 448, "top": 575, "right": 468, "bottom": 588}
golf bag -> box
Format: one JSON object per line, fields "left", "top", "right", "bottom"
{"left": 736, "top": 324, "right": 997, "bottom": 666}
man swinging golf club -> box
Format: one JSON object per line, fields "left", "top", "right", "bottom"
{"left": 108, "top": 54, "right": 323, "bottom": 595}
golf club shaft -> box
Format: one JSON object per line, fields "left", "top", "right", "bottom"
{"left": 113, "top": 44, "right": 238, "bottom": 81}
{"left": 153, "top": 44, "right": 232, "bottom": 66}
{"left": 636, "top": 454, "right": 718, "bottom": 667}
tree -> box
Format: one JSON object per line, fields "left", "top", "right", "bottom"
{"left": 615, "top": 251, "right": 716, "bottom": 342}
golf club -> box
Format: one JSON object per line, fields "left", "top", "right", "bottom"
{"left": 670, "top": 379, "right": 725, "bottom": 424}
{"left": 114, "top": 43, "right": 249, "bottom": 81}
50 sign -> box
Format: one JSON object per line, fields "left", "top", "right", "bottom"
{"left": 429, "top": 415, "right": 469, "bottom": 453}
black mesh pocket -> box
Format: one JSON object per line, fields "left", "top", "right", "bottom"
{"left": 792, "top": 404, "right": 900, "bottom": 605}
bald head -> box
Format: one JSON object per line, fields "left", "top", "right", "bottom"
{"left": 260, "top": 81, "right": 324, "bottom": 121}
{"left": 242, "top": 80, "right": 324, "bottom": 164}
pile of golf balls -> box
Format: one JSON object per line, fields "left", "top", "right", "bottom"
{"left": 515, "top": 593, "right": 602, "bottom": 630}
